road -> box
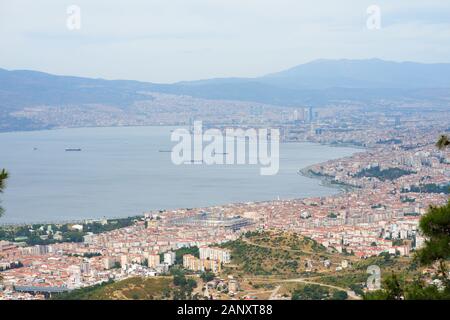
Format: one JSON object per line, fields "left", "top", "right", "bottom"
{"left": 244, "top": 276, "right": 362, "bottom": 300}
{"left": 280, "top": 278, "right": 361, "bottom": 300}
{"left": 268, "top": 285, "right": 282, "bottom": 300}
{"left": 240, "top": 236, "right": 362, "bottom": 300}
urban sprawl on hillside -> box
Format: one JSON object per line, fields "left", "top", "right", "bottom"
{"left": 0, "top": 105, "right": 449, "bottom": 299}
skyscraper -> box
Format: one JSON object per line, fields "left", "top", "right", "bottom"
{"left": 308, "top": 106, "right": 313, "bottom": 123}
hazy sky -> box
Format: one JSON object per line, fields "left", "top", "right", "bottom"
{"left": 1, "top": 0, "right": 449, "bottom": 82}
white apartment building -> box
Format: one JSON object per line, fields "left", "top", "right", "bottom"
{"left": 199, "top": 247, "right": 231, "bottom": 263}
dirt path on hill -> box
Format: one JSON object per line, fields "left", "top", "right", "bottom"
{"left": 268, "top": 285, "right": 281, "bottom": 300}
{"left": 243, "top": 276, "right": 361, "bottom": 300}
{"left": 239, "top": 236, "right": 362, "bottom": 300}
{"left": 280, "top": 278, "right": 361, "bottom": 300}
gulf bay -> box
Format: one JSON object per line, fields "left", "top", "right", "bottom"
{"left": 0, "top": 126, "right": 361, "bottom": 223}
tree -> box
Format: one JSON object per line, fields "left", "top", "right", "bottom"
{"left": 407, "top": 135, "right": 450, "bottom": 295}
{"left": 382, "top": 273, "right": 404, "bottom": 300}
{"left": 332, "top": 290, "right": 348, "bottom": 300}
{"left": 186, "top": 278, "right": 197, "bottom": 290}
{"left": 415, "top": 201, "right": 450, "bottom": 265}
{"left": 405, "top": 276, "right": 450, "bottom": 300}
{"left": 291, "top": 284, "right": 329, "bottom": 300}
{"left": 200, "top": 271, "right": 215, "bottom": 282}
{"left": 173, "top": 274, "right": 187, "bottom": 287}
{"left": 415, "top": 134, "right": 450, "bottom": 265}
{"left": 436, "top": 135, "right": 450, "bottom": 150}
{"left": 0, "top": 169, "right": 8, "bottom": 218}
{"left": 366, "top": 135, "right": 450, "bottom": 300}
{"left": 364, "top": 273, "right": 404, "bottom": 300}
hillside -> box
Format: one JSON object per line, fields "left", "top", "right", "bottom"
{"left": 218, "top": 230, "right": 417, "bottom": 300}
{"left": 261, "top": 59, "right": 450, "bottom": 89}
{"left": 50, "top": 230, "right": 419, "bottom": 300}
{"left": 0, "top": 68, "right": 156, "bottom": 110}
{"left": 0, "top": 59, "right": 450, "bottom": 109}
{"left": 52, "top": 277, "right": 173, "bottom": 300}
{"left": 1, "top": 59, "right": 450, "bottom": 131}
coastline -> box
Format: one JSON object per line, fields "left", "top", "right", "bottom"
{"left": 298, "top": 166, "right": 360, "bottom": 193}
{"left": 0, "top": 124, "right": 178, "bottom": 135}
{"left": 0, "top": 127, "right": 364, "bottom": 226}
{"left": 0, "top": 165, "right": 361, "bottom": 228}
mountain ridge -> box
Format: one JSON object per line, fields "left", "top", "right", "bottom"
{"left": 1, "top": 59, "right": 450, "bottom": 110}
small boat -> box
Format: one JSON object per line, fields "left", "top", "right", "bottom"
{"left": 65, "top": 148, "right": 82, "bottom": 152}
{"left": 184, "top": 160, "right": 204, "bottom": 164}
{"left": 212, "top": 151, "right": 228, "bottom": 155}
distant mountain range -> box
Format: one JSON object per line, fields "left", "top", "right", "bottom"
{"left": 1, "top": 59, "right": 449, "bottom": 126}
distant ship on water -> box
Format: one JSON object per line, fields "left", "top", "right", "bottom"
{"left": 212, "top": 151, "right": 228, "bottom": 156}
{"left": 65, "top": 148, "right": 82, "bottom": 152}
{"left": 184, "top": 160, "right": 204, "bottom": 164}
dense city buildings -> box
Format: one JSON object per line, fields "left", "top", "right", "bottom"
{"left": 1, "top": 106, "right": 449, "bottom": 299}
